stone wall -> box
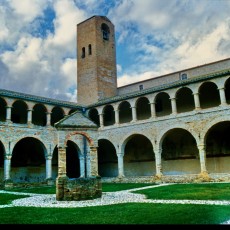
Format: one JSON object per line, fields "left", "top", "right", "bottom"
{"left": 56, "top": 176, "right": 102, "bottom": 201}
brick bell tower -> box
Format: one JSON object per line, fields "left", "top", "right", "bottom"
{"left": 77, "top": 15, "right": 117, "bottom": 105}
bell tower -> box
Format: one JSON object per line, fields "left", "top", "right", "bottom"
{"left": 77, "top": 16, "right": 117, "bottom": 105}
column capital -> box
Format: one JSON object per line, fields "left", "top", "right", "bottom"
{"left": 4, "top": 154, "right": 12, "bottom": 160}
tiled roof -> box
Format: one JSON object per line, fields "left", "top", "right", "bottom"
{"left": 0, "top": 88, "right": 82, "bottom": 109}
{"left": 87, "top": 68, "right": 230, "bottom": 108}
{"left": 55, "top": 111, "right": 98, "bottom": 128}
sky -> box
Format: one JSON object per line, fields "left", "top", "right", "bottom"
{"left": 1, "top": 0, "right": 230, "bottom": 103}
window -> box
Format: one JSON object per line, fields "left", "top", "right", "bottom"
{"left": 139, "top": 85, "right": 144, "bottom": 91}
{"left": 180, "top": 73, "right": 187, "bottom": 80}
{"left": 81, "top": 47, "right": 85, "bottom": 58}
{"left": 101, "top": 23, "right": 110, "bottom": 41}
{"left": 88, "top": 44, "right": 92, "bottom": 55}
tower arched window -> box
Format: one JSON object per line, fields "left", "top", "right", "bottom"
{"left": 81, "top": 47, "right": 85, "bottom": 58}
{"left": 88, "top": 44, "right": 92, "bottom": 55}
{"left": 101, "top": 23, "right": 110, "bottom": 41}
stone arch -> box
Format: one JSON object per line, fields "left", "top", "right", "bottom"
{"left": 65, "top": 131, "right": 95, "bottom": 147}
{"left": 66, "top": 140, "right": 81, "bottom": 178}
{"left": 0, "top": 140, "right": 6, "bottom": 183}
{"left": 68, "top": 109, "right": 77, "bottom": 115}
{"left": 98, "top": 138, "right": 118, "bottom": 177}
{"left": 136, "top": 97, "right": 151, "bottom": 120}
{"left": 51, "top": 106, "right": 65, "bottom": 126}
{"left": 121, "top": 133, "right": 155, "bottom": 176}
{"left": 198, "top": 81, "right": 220, "bottom": 109}
{"left": 118, "top": 101, "right": 132, "bottom": 124}
{"left": 0, "top": 97, "right": 7, "bottom": 122}
{"left": 88, "top": 108, "right": 100, "bottom": 126}
{"left": 103, "top": 104, "right": 115, "bottom": 126}
{"left": 11, "top": 137, "right": 47, "bottom": 183}
{"left": 204, "top": 121, "right": 230, "bottom": 173}
{"left": 11, "top": 100, "right": 28, "bottom": 124}
{"left": 32, "top": 103, "right": 47, "bottom": 126}
{"left": 224, "top": 77, "right": 230, "bottom": 104}
{"left": 154, "top": 92, "right": 171, "bottom": 117}
{"left": 175, "top": 87, "right": 195, "bottom": 113}
{"left": 160, "top": 128, "right": 200, "bottom": 175}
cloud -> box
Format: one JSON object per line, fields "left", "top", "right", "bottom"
{"left": 1, "top": 0, "right": 230, "bottom": 102}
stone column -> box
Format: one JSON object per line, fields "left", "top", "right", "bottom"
{"left": 46, "top": 112, "right": 51, "bottom": 126}
{"left": 89, "top": 146, "right": 98, "bottom": 176}
{"left": 99, "top": 113, "right": 104, "bottom": 128}
{"left": 218, "top": 87, "right": 227, "bottom": 106}
{"left": 114, "top": 109, "right": 120, "bottom": 125}
{"left": 86, "top": 155, "right": 91, "bottom": 177}
{"left": 170, "top": 97, "right": 177, "bottom": 114}
{"left": 117, "top": 152, "right": 125, "bottom": 178}
{"left": 193, "top": 93, "right": 201, "bottom": 110}
{"left": 27, "top": 109, "right": 33, "bottom": 124}
{"left": 57, "top": 147, "right": 67, "bottom": 178}
{"left": 45, "top": 155, "right": 52, "bottom": 180}
{"left": 6, "top": 106, "right": 12, "bottom": 122}
{"left": 4, "top": 154, "right": 12, "bottom": 181}
{"left": 150, "top": 102, "right": 156, "bottom": 118}
{"left": 79, "top": 155, "right": 85, "bottom": 177}
{"left": 198, "top": 144, "right": 208, "bottom": 174}
{"left": 154, "top": 147, "right": 163, "bottom": 178}
{"left": 131, "top": 106, "right": 137, "bottom": 122}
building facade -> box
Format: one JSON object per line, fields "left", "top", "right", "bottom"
{"left": 0, "top": 15, "right": 230, "bottom": 188}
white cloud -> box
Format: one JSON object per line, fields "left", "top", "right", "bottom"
{"left": 1, "top": 0, "right": 230, "bottom": 102}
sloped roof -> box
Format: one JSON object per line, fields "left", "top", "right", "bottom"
{"left": 55, "top": 111, "right": 98, "bottom": 129}
{"left": 0, "top": 88, "right": 83, "bottom": 109}
{"left": 86, "top": 68, "right": 230, "bottom": 108}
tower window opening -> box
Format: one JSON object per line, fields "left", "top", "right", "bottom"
{"left": 101, "top": 23, "right": 110, "bottom": 41}
{"left": 88, "top": 44, "right": 92, "bottom": 55}
{"left": 139, "top": 85, "right": 144, "bottom": 91}
{"left": 81, "top": 47, "right": 85, "bottom": 58}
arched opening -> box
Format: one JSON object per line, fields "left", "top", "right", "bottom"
{"left": 51, "top": 107, "right": 64, "bottom": 126}
{"left": 101, "top": 23, "right": 110, "bottom": 40}
{"left": 32, "top": 104, "right": 47, "bottom": 126}
{"left": 0, "top": 97, "right": 7, "bottom": 122}
{"left": 162, "top": 128, "right": 199, "bottom": 175}
{"left": 98, "top": 139, "right": 118, "bottom": 177}
{"left": 88, "top": 108, "right": 100, "bottom": 126}
{"left": 225, "top": 78, "right": 230, "bottom": 104}
{"left": 123, "top": 134, "right": 155, "bottom": 176}
{"left": 0, "top": 141, "right": 5, "bottom": 183}
{"left": 66, "top": 140, "right": 80, "bottom": 178}
{"left": 155, "top": 92, "right": 171, "bottom": 117}
{"left": 176, "top": 87, "right": 195, "bottom": 113}
{"left": 52, "top": 146, "right": 58, "bottom": 180}
{"left": 11, "top": 137, "right": 46, "bottom": 183}
{"left": 11, "top": 100, "right": 28, "bottom": 124}
{"left": 136, "top": 97, "right": 151, "bottom": 120}
{"left": 199, "top": 82, "right": 220, "bottom": 109}
{"left": 205, "top": 121, "right": 230, "bottom": 173}
{"left": 119, "top": 101, "right": 132, "bottom": 124}
{"left": 103, "top": 105, "right": 115, "bottom": 126}
{"left": 68, "top": 109, "right": 77, "bottom": 115}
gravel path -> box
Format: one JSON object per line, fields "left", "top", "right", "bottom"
{"left": 0, "top": 183, "right": 229, "bottom": 224}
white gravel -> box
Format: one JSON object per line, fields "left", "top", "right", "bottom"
{"left": 0, "top": 183, "right": 229, "bottom": 224}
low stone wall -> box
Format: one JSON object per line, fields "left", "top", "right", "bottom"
{"left": 101, "top": 173, "right": 230, "bottom": 184}
{"left": 56, "top": 176, "right": 102, "bottom": 201}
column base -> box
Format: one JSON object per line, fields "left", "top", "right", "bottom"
{"left": 4, "top": 179, "right": 14, "bottom": 189}
{"left": 196, "top": 171, "right": 211, "bottom": 182}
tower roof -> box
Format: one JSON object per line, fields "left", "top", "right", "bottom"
{"left": 77, "top": 15, "right": 111, "bottom": 26}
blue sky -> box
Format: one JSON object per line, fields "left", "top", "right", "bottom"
{"left": 1, "top": 0, "right": 230, "bottom": 102}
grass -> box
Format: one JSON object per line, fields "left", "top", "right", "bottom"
{"left": 0, "top": 182, "right": 230, "bottom": 224}
{"left": 134, "top": 183, "right": 230, "bottom": 200}
{"left": 0, "top": 194, "right": 30, "bottom": 205}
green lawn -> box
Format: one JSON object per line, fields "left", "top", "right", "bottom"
{"left": 0, "top": 182, "right": 230, "bottom": 225}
